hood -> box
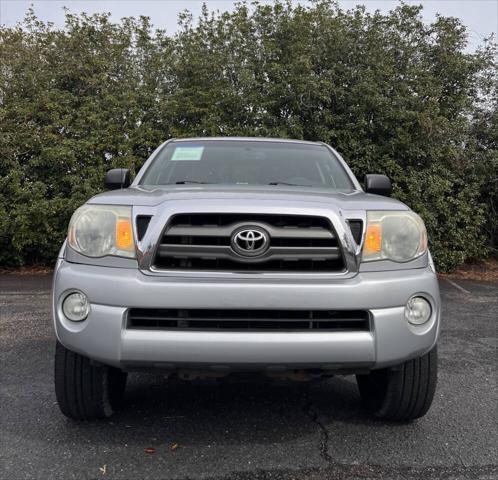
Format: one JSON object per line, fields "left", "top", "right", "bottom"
{"left": 88, "top": 185, "right": 408, "bottom": 211}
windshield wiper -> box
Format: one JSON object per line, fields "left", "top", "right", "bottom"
{"left": 174, "top": 180, "right": 213, "bottom": 184}
{"left": 268, "top": 181, "right": 311, "bottom": 187}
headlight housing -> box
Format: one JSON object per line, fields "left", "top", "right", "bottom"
{"left": 362, "top": 211, "right": 427, "bottom": 263}
{"left": 68, "top": 205, "right": 135, "bottom": 258}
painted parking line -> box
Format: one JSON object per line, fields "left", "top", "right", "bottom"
{"left": 444, "top": 278, "right": 471, "bottom": 295}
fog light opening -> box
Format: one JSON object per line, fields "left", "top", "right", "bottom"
{"left": 62, "top": 292, "right": 90, "bottom": 322}
{"left": 405, "top": 296, "right": 432, "bottom": 325}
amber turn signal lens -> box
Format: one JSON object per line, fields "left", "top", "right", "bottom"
{"left": 116, "top": 218, "right": 134, "bottom": 250}
{"left": 364, "top": 223, "right": 382, "bottom": 254}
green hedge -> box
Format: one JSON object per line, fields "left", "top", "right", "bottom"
{"left": 0, "top": 2, "right": 496, "bottom": 271}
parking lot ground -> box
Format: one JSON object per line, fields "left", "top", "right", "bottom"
{"left": 1, "top": 275, "right": 497, "bottom": 480}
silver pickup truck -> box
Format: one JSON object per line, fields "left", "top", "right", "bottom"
{"left": 53, "top": 137, "right": 439, "bottom": 421}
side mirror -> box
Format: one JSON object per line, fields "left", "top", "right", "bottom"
{"left": 105, "top": 168, "right": 131, "bottom": 190}
{"left": 364, "top": 174, "right": 392, "bottom": 197}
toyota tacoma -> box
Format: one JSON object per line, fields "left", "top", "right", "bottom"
{"left": 53, "top": 137, "right": 439, "bottom": 421}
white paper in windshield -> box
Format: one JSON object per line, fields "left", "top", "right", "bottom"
{"left": 171, "top": 146, "right": 204, "bottom": 161}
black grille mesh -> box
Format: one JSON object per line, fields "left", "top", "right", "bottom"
{"left": 128, "top": 308, "right": 370, "bottom": 331}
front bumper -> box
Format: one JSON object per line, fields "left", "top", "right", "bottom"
{"left": 53, "top": 261, "right": 440, "bottom": 371}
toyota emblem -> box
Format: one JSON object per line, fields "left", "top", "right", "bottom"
{"left": 231, "top": 226, "right": 270, "bottom": 257}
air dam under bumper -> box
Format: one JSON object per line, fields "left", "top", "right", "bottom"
{"left": 53, "top": 262, "right": 440, "bottom": 371}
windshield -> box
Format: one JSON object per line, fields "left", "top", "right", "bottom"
{"left": 139, "top": 140, "right": 354, "bottom": 189}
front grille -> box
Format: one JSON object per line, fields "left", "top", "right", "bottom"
{"left": 127, "top": 308, "right": 370, "bottom": 331}
{"left": 153, "top": 214, "right": 345, "bottom": 272}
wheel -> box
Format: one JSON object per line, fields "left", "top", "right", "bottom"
{"left": 356, "top": 346, "right": 437, "bottom": 421}
{"left": 54, "top": 341, "right": 127, "bottom": 420}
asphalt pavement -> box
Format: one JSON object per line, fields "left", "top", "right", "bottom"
{"left": 0, "top": 274, "right": 497, "bottom": 480}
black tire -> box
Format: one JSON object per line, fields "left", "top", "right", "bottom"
{"left": 54, "top": 341, "right": 127, "bottom": 420}
{"left": 356, "top": 346, "right": 437, "bottom": 421}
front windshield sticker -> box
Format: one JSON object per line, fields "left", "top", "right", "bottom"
{"left": 171, "top": 146, "right": 204, "bottom": 161}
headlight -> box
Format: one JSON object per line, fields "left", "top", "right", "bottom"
{"left": 362, "top": 211, "right": 427, "bottom": 262}
{"left": 68, "top": 205, "right": 135, "bottom": 258}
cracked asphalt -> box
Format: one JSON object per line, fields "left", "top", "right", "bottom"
{"left": 1, "top": 274, "right": 497, "bottom": 480}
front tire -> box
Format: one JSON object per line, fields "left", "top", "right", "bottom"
{"left": 356, "top": 346, "right": 437, "bottom": 421}
{"left": 54, "top": 341, "right": 127, "bottom": 420}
